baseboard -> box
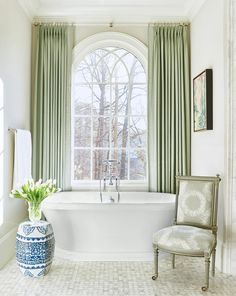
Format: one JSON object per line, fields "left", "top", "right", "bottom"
{"left": 0, "top": 226, "right": 18, "bottom": 269}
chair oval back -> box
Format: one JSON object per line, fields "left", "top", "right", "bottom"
{"left": 176, "top": 179, "right": 215, "bottom": 228}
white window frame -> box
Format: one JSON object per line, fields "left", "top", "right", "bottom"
{"left": 71, "top": 32, "right": 148, "bottom": 191}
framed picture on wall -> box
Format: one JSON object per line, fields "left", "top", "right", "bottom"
{"left": 193, "top": 69, "right": 213, "bottom": 132}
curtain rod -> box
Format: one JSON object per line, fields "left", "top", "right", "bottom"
{"left": 33, "top": 21, "right": 190, "bottom": 27}
{"left": 149, "top": 22, "right": 190, "bottom": 26}
{"left": 33, "top": 22, "right": 147, "bottom": 27}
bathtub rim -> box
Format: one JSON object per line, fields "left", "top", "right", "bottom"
{"left": 41, "top": 191, "right": 176, "bottom": 210}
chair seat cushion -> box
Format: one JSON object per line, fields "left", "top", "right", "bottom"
{"left": 153, "top": 225, "right": 216, "bottom": 256}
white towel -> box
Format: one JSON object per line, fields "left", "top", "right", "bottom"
{"left": 13, "top": 129, "right": 32, "bottom": 189}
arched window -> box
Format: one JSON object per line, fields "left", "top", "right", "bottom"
{"left": 72, "top": 33, "right": 147, "bottom": 187}
{"left": 0, "top": 78, "right": 4, "bottom": 224}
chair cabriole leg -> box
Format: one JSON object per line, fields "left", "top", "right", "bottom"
{"left": 211, "top": 248, "right": 216, "bottom": 277}
{"left": 202, "top": 255, "right": 210, "bottom": 291}
{"left": 172, "top": 254, "right": 175, "bottom": 269}
{"left": 152, "top": 246, "right": 159, "bottom": 280}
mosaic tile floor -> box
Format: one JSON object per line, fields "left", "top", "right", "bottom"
{"left": 0, "top": 256, "right": 236, "bottom": 296}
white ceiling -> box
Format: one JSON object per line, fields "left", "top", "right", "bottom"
{"left": 18, "top": 0, "right": 207, "bottom": 23}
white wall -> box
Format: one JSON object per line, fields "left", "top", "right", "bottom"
{"left": 191, "top": 0, "right": 225, "bottom": 270}
{"left": 0, "top": 0, "right": 31, "bottom": 267}
{"left": 75, "top": 25, "right": 148, "bottom": 46}
{"left": 228, "top": 0, "right": 236, "bottom": 275}
{"left": 191, "top": 0, "right": 225, "bottom": 176}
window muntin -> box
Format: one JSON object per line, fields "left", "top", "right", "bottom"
{"left": 72, "top": 47, "right": 147, "bottom": 183}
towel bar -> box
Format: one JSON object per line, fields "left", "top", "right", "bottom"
{"left": 8, "top": 128, "right": 17, "bottom": 133}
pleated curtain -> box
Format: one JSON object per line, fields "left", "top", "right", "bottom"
{"left": 31, "top": 24, "right": 74, "bottom": 190}
{"left": 148, "top": 24, "right": 191, "bottom": 193}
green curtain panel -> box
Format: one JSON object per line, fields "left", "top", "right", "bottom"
{"left": 148, "top": 24, "right": 191, "bottom": 193}
{"left": 31, "top": 24, "right": 74, "bottom": 190}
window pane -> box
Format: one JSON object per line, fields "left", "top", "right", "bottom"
{"left": 133, "top": 61, "right": 146, "bottom": 83}
{"left": 113, "top": 48, "right": 128, "bottom": 58}
{"left": 93, "top": 149, "right": 110, "bottom": 180}
{"left": 74, "top": 149, "right": 91, "bottom": 180}
{"left": 93, "top": 117, "right": 110, "bottom": 148}
{"left": 122, "top": 53, "right": 138, "bottom": 75}
{"left": 130, "top": 85, "right": 147, "bottom": 116}
{"left": 111, "top": 84, "right": 129, "bottom": 115}
{"left": 130, "top": 150, "right": 146, "bottom": 180}
{"left": 74, "top": 117, "right": 91, "bottom": 147}
{"left": 130, "top": 117, "right": 146, "bottom": 148}
{"left": 93, "top": 49, "right": 110, "bottom": 83}
{"left": 111, "top": 61, "right": 129, "bottom": 83}
{"left": 104, "top": 52, "right": 119, "bottom": 73}
{"left": 75, "top": 60, "right": 93, "bottom": 84}
{"left": 92, "top": 85, "right": 110, "bottom": 115}
{"left": 74, "top": 85, "right": 92, "bottom": 115}
{"left": 86, "top": 50, "right": 103, "bottom": 75}
{"left": 111, "top": 117, "right": 128, "bottom": 148}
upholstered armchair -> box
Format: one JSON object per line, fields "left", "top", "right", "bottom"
{"left": 152, "top": 175, "right": 221, "bottom": 291}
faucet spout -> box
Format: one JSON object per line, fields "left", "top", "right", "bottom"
{"left": 109, "top": 176, "right": 113, "bottom": 186}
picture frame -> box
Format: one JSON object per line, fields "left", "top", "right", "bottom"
{"left": 193, "top": 69, "right": 213, "bottom": 132}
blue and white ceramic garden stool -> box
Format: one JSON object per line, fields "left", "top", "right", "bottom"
{"left": 16, "top": 220, "right": 55, "bottom": 277}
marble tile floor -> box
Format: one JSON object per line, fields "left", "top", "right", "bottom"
{"left": 0, "top": 256, "right": 236, "bottom": 296}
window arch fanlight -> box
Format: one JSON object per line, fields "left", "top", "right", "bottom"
{"left": 71, "top": 32, "right": 148, "bottom": 189}
{"left": 72, "top": 32, "right": 147, "bottom": 72}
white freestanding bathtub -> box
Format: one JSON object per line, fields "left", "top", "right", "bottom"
{"left": 42, "top": 191, "right": 175, "bottom": 261}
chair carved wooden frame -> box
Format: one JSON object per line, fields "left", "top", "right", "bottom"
{"left": 152, "top": 175, "right": 221, "bottom": 291}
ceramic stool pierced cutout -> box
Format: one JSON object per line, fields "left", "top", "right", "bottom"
{"left": 16, "top": 221, "right": 55, "bottom": 277}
